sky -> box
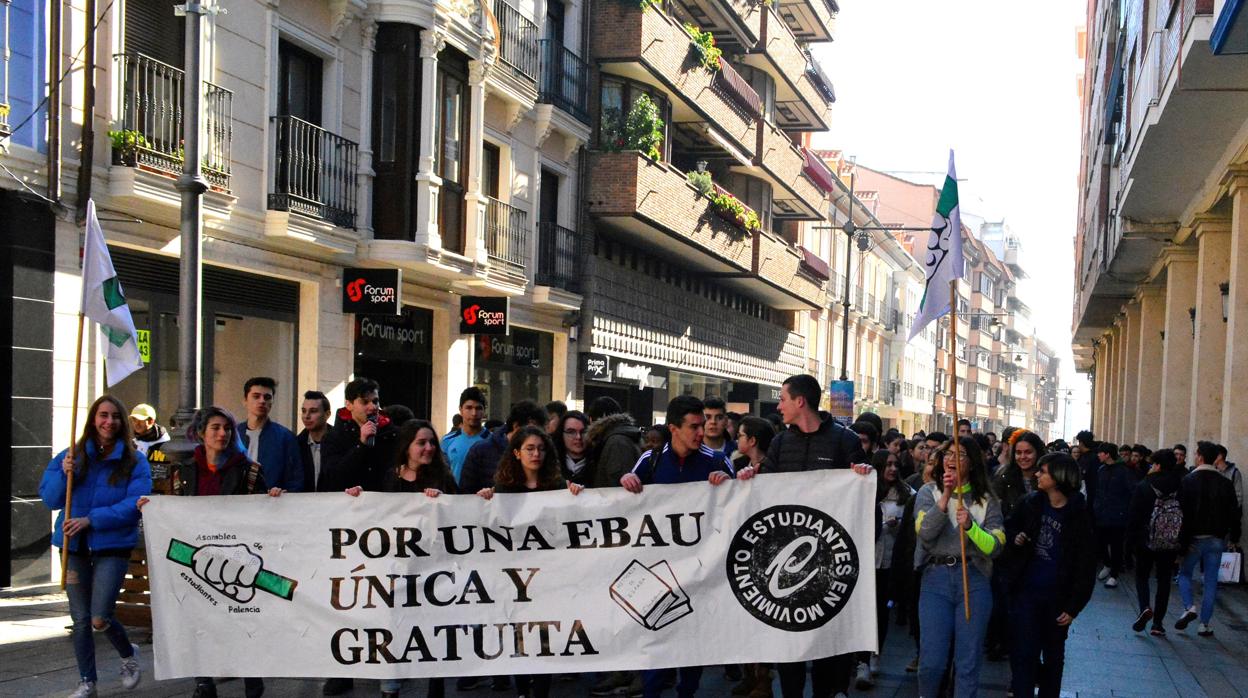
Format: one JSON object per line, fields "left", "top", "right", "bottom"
{"left": 809, "top": 0, "right": 1093, "bottom": 439}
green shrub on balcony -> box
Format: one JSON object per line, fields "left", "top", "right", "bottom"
{"left": 108, "top": 129, "right": 148, "bottom": 166}
{"left": 686, "top": 24, "right": 722, "bottom": 72}
{"left": 686, "top": 170, "right": 713, "bottom": 196}
{"left": 602, "top": 95, "right": 665, "bottom": 161}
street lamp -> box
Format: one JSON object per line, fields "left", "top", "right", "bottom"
{"left": 1220, "top": 282, "right": 1230, "bottom": 322}
{"left": 1188, "top": 307, "right": 1196, "bottom": 338}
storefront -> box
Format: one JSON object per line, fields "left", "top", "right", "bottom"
{"left": 473, "top": 328, "right": 555, "bottom": 422}
{"left": 581, "top": 353, "right": 668, "bottom": 428}
{"left": 108, "top": 248, "right": 301, "bottom": 427}
{"left": 354, "top": 306, "right": 434, "bottom": 418}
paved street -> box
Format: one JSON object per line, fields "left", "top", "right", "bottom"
{"left": 3, "top": 575, "right": 1247, "bottom": 697}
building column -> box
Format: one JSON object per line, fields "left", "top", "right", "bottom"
{"left": 356, "top": 19, "right": 378, "bottom": 237}
{"left": 1121, "top": 301, "right": 1141, "bottom": 444}
{"left": 1223, "top": 175, "right": 1248, "bottom": 456}
{"left": 465, "top": 59, "right": 491, "bottom": 263}
{"left": 1134, "top": 285, "right": 1165, "bottom": 445}
{"left": 1105, "top": 327, "right": 1120, "bottom": 442}
{"left": 1092, "top": 341, "right": 1107, "bottom": 436}
{"left": 415, "top": 28, "right": 446, "bottom": 249}
{"left": 1188, "top": 218, "right": 1232, "bottom": 445}
{"left": 1159, "top": 250, "right": 1198, "bottom": 447}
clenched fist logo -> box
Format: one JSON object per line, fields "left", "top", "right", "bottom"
{"left": 191, "top": 543, "right": 264, "bottom": 602}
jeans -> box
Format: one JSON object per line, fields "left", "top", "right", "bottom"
{"left": 918, "top": 563, "right": 992, "bottom": 698}
{"left": 1095, "top": 525, "right": 1125, "bottom": 577}
{"left": 776, "top": 655, "right": 853, "bottom": 697}
{"left": 65, "top": 553, "right": 134, "bottom": 683}
{"left": 1008, "top": 593, "right": 1069, "bottom": 698}
{"left": 380, "top": 678, "right": 445, "bottom": 696}
{"left": 1134, "top": 547, "right": 1177, "bottom": 625}
{"left": 1178, "top": 537, "right": 1226, "bottom": 623}
{"left": 642, "top": 666, "right": 702, "bottom": 697}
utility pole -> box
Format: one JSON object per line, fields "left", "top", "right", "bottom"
{"left": 162, "top": 0, "right": 213, "bottom": 461}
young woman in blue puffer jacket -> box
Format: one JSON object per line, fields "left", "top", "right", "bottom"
{"left": 40, "top": 394, "right": 152, "bottom": 698}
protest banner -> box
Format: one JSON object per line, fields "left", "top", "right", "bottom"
{"left": 142, "top": 470, "right": 877, "bottom": 678}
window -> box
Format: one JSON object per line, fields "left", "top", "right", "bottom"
{"left": 482, "top": 142, "right": 501, "bottom": 199}
{"left": 278, "top": 40, "right": 323, "bottom": 124}
{"left": 598, "top": 75, "right": 670, "bottom": 157}
{"left": 734, "top": 63, "right": 776, "bottom": 122}
{"left": 725, "top": 173, "right": 773, "bottom": 233}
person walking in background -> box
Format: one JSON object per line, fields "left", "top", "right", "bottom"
{"left": 40, "top": 395, "right": 151, "bottom": 698}
{"left": 1174, "top": 442, "right": 1242, "bottom": 636}
{"left": 442, "top": 387, "right": 489, "bottom": 481}
{"left": 1075, "top": 431, "right": 1100, "bottom": 507}
{"left": 1002, "top": 454, "right": 1096, "bottom": 698}
{"left": 1213, "top": 444, "right": 1247, "bottom": 555}
{"left": 1125, "top": 449, "right": 1184, "bottom": 636}
{"left": 856, "top": 448, "right": 913, "bottom": 689}
{"left": 987, "top": 430, "right": 1045, "bottom": 660}
{"left": 128, "top": 403, "right": 169, "bottom": 456}
{"left": 1093, "top": 442, "right": 1133, "bottom": 588}
{"left": 585, "top": 401, "right": 642, "bottom": 492}
{"left": 297, "top": 390, "right": 331, "bottom": 491}
{"left": 1174, "top": 443, "right": 1188, "bottom": 471}
{"left": 238, "top": 376, "right": 304, "bottom": 492}
{"left": 545, "top": 400, "right": 567, "bottom": 436}
{"left": 915, "top": 437, "right": 1004, "bottom": 698}
{"left": 345, "top": 419, "right": 456, "bottom": 698}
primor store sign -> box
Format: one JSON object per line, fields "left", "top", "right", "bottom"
{"left": 142, "top": 471, "right": 877, "bottom": 679}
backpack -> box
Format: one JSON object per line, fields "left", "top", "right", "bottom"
{"left": 1147, "top": 487, "right": 1183, "bottom": 552}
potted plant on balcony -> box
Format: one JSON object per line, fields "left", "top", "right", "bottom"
{"left": 602, "top": 94, "right": 665, "bottom": 161}
{"left": 708, "top": 188, "right": 761, "bottom": 234}
{"left": 685, "top": 24, "right": 722, "bottom": 73}
{"left": 108, "top": 129, "right": 148, "bottom": 167}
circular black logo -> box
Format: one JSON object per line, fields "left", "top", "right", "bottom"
{"left": 725, "top": 505, "right": 859, "bottom": 631}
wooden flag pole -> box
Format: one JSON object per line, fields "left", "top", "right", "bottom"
{"left": 948, "top": 279, "right": 971, "bottom": 621}
{"left": 60, "top": 312, "right": 86, "bottom": 589}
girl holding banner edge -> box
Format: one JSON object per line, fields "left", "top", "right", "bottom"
{"left": 40, "top": 395, "right": 151, "bottom": 698}
{"left": 913, "top": 437, "right": 1004, "bottom": 698}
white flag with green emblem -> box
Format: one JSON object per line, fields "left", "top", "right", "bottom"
{"left": 908, "top": 150, "right": 965, "bottom": 342}
{"left": 82, "top": 200, "right": 144, "bottom": 385}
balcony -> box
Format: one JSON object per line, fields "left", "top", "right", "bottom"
{"left": 537, "top": 41, "right": 590, "bottom": 124}
{"left": 112, "top": 52, "right": 233, "bottom": 190}
{"left": 588, "top": 150, "right": 754, "bottom": 273}
{"left": 493, "top": 0, "right": 539, "bottom": 83}
{"left": 746, "top": 119, "right": 824, "bottom": 218}
{"left": 741, "top": 8, "right": 834, "bottom": 130}
{"left": 268, "top": 115, "right": 358, "bottom": 229}
{"left": 484, "top": 197, "right": 529, "bottom": 274}
{"left": 775, "top": 0, "right": 837, "bottom": 42}
{"left": 535, "top": 222, "right": 584, "bottom": 303}
{"left": 593, "top": 2, "right": 757, "bottom": 157}
{"left": 749, "top": 229, "right": 825, "bottom": 310}
{"left": 679, "top": 0, "right": 764, "bottom": 48}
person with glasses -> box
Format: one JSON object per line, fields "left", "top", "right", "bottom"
{"left": 556, "top": 410, "right": 593, "bottom": 486}
{"left": 914, "top": 437, "right": 1004, "bottom": 698}
{"left": 1001, "top": 453, "right": 1096, "bottom": 698}
{"left": 476, "top": 426, "right": 583, "bottom": 698}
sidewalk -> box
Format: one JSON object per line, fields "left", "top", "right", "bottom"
{"left": 3, "top": 574, "right": 1247, "bottom": 697}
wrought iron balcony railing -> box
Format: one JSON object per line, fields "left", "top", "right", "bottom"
{"left": 113, "top": 52, "right": 233, "bottom": 190}
{"left": 494, "top": 0, "right": 539, "bottom": 82}
{"left": 538, "top": 40, "right": 590, "bottom": 123}
{"left": 485, "top": 196, "right": 529, "bottom": 271}
{"left": 268, "top": 115, "right": 358, "bottom": 229}
{"left": 535, "top": 222, "right": 584, "bottom": 293}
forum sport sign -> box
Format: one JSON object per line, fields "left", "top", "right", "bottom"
{"left": 142, "top": 471, "right": 876, "bottom": 679}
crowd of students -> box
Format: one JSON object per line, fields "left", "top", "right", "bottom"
{"left": 38, "top": 375, "right": 1243, "bottom": 698}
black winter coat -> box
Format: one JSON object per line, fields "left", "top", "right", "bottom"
{"left": 458, "top": 428, "right": 509, "bottom": 493}
{"left": 1180, "top": 467, "right": 1242, "bottom": 546}
{"left": 1124, "top": 469, "right": 1183, "bottom": 550}
{"left": 321, "top": 409, "right": 399, "bottom": 492}
{"left": 1094, "top": 461, "right": 1134, "bottom": 527}
{"left": 991, "top": 464, "right": 1034, "bottom": 520}
{"left": 586, "top": 413, "right": 641, "bottom": 488}
{"left": 764, "top": 413, "right": 867, "bottom": 473}
{"left": 1003, "top": 491, "right": 1097, "bottom": 619}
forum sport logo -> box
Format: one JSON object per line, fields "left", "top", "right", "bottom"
{"left": 725, "top": 505, "right": 859, "bottom": 632}
{"left": 346, "top": 278, "right": 366, "bottom": 303}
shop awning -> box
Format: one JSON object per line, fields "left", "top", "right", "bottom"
{"left": 802, "top": 148, "right": 838, "bottom": 195}
{"left": 798, "top": 245, "right": 831, "bottom": 280}
{"left": 715, "top": 62, "right": 763, "bottom": 118}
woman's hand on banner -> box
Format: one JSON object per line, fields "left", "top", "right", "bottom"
{"left": 620, "top": 473, "right": 644, "bottom": 493}
{"left": 708, "top": 471, "right": 730, "bottom": 486}
{"left": 477, "top": 487, "right": 495, "bottom": 500}
{"left": 567, "top": 482, "right": 584, "bottom": 496}
{"left": 268, "top": 488, "right": 284, "bottom": 498}
{"left": 137, "top": 496, "right": 150, "bottom": 511}
{"left": 345, "top": 487, "right": 363, "bottom": 497}
{"left": 424, "top": 488, "right": 442, "bottom": 498}
{"left": 737, "top": 465, "right": 757, "bottom": 481}
{"left": 851, "top": 463, "right": 874, "bottom": 476}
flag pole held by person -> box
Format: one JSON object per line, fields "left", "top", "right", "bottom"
{"left": 62, "top": 200, "right": 146, "bottom": 588}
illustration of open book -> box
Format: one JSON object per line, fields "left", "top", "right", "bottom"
{"left": 610, "top": 559, "right": 693, "bottom": 630}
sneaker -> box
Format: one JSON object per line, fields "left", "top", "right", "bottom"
{"left": 1198, "top": 623, "right": 1214, "bottom": 637}
{"left": 192, "top": 682, "right": 218, "bottom": 698}
{"left": 869, "top": 653, "right": 880, "bottom": 676}
{"left": 1150, "top": 627, "right": 1167, "bottom": 637}
{"left": 323, "top": 678, "right": 353, "bottom": 696}
{"left": 1104, "top": 576, "right": 1118, "bottom": 588}
{"left": 905, "top": 656, "right": 919, "bottom": 673}
{"left": 854, "top": 661, "right": 873, "bottom": 690}
{"left": 1132, "top": 608, "right": 1154, "bottom": 632}
{"left": 68, "top": 681, "right": 97, "bottom": 698}
{"left": 1175, "top": 608, "right": 1199, "bottom": 630}
{"left": 1097, "top": 566, "right": 1110, "bottom": 581}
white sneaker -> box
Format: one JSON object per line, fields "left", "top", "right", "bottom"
{"left": 1097, "top": 567, "right": 1110, "bottom": 581}
{"left": 119, "top": 643, "right": 142, "bottom": 689}
{"left": 869, "top": 653, "right": 880, "bottom": 676}
{"left": 854, "top": 661, "right": 874, "bottom": 689}
{"left": 1198, "top": 623, "right": 1214, "bottom": 637}
{"left": 68, "top": 681, "right": 97, "bottom": 698}
{"left": 1105, "top": 576, "right": 1119, "bottom": 588}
